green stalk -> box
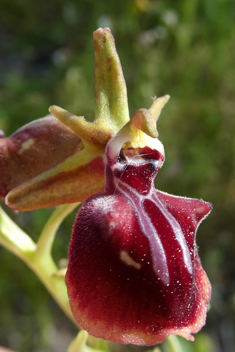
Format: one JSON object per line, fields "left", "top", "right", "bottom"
{"left": 0, "top": 206, "right": 36, "bottom": 261}
{"left": 35, "top": 203, "right": 79, "bottom": 260}
{"left": 166, "top": 335, "right": 183, "bottom": 352}
{"left": 0, "top": 204, "right": 79, "bottom": 324}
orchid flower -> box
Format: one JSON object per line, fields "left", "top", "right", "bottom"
{"left": 65, "top": 102, "right": 212, "bottom": 345}
{"left": 0, "top": 28, "right": 211, "bottom": 348}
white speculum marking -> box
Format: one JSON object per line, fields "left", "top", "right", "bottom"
{"left": 18, "top": 138, "right": 35, "bottom": 154}
{"left": 110, "top": 159, "right": 193, "bottom": 286}
{"left": 120, "top": 250, "right": 142, "bottom": 269}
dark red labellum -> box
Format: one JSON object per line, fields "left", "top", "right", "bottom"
{"left": 65, "top": 134, "right": 212, "bottom": 345}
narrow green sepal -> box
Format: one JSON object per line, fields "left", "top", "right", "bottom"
{"left": 94, "top": 28, "right": 130, "bottom": 131}
{"left": 49, "top": 105, "right": 113, "bottom": 155}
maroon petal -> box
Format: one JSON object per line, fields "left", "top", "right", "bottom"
{"left": 0, "top": 115, "right": 81, "bottom": 199}
{"left": 66, "top": 134, "right": 212, "bottom": 345}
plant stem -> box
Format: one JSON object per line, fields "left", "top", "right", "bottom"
{"left": 0, "top": 204, "right": 79, "bottom": 324}
{"left": 166, "top": 335, "right": 183, "bottom": 352}
{"left": 35, "top": 203, "right": 79, "bottom": 260}
{"left": 0, "top": 206, "right": 36, "bottom": 261}
{"left": 32, "top": 202, "right": 80, "bottom": 323}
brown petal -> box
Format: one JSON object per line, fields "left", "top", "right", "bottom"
{"left": 6, "top": 149, "right": 105, "bottom": 211}
{"left": 0, "top": 115, "right": 81, "bottom": 199}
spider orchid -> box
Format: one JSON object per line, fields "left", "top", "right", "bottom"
{"left": 1, "top": 28, "right": 211, "bottom": 346}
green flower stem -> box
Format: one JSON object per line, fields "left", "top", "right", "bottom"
{"left": 0, "top": 204, "right": 79, "bottom": 324}
{"left": 68, "top": 330, "right": 90, "bottom": 352}
{"left": 0, "top": 206, "right": 36, "bottom": 261}
{"left": 68, "top": 330, "right": 109, "bottom": 352}
{"left": 165, "top": 335, "right": 183, "bottom": 352}
{"left": 88, "top": 336, "right": 110, "bottom": 352}
{"left": 31, "top": 243, "right": 76, "bottom": 323}
{"left": 35, "top": 203, "right": 80, "bottom": 260}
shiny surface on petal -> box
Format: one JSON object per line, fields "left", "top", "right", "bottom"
{"left": 0, "top": 116, "right": 81, "bottom": 199}
{"left": 66, "top": 134, "right": 212, "bottom": 345}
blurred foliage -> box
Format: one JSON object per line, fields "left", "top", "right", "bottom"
{"left": 0, "top": 0, "right": 235, "bottom": 351}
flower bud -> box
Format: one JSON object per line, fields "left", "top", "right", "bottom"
{"left": 0, "top": 116, "right": 81, "bottom": 199}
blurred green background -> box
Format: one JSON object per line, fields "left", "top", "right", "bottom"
{"left": 0, "top": 0, "right": 235, "bottom": 351}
